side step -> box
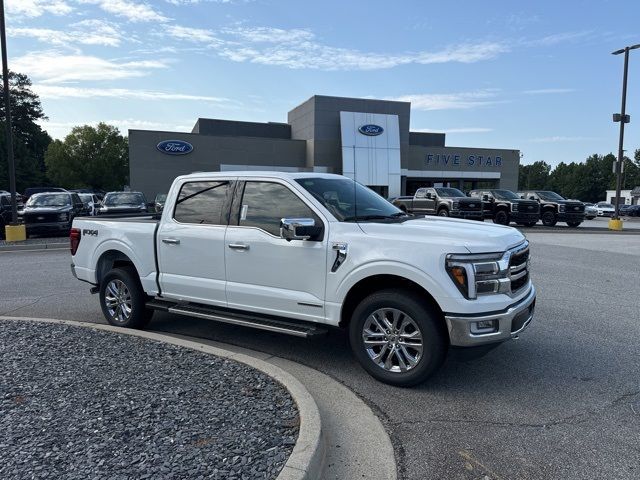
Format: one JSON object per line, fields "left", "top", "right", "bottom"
{"left": 146, "top": 299, "right": 328, "bottom": 338}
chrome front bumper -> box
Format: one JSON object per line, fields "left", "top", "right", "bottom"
{"left": 445, "top": 285, "right": 536, "bottom": 347}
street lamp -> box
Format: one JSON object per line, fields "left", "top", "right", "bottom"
{"left": 610, "top": 43, "right": 640, "bottom": 229}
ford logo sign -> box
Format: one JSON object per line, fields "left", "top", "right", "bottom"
{"left": 469, "top": 203, "right": 476, "bottom": 208}
{"left": 157, "top": 140, "right": 193, "bottom": 155}
{"left": 358, "top": 124, "right": 384, "bottom": 136}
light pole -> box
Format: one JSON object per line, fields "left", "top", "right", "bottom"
{"left": 610, "top": 43, "right": 640, "bottom": 229}
{"left": 0, "top": 0, "right": 24, "bottom": 241}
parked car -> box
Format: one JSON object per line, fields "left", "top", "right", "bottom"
{"left": 78, "top": 193, "right": 101, "bottom": 216}
{"left": 98, "top": 192, "right": 148, "bottom": 215}
{"left": 23, "top": 187, "right": 67, "bottom": 201}
{"left": 623, "top": 205, "right": 640, "bottom": 217}
{"left": 583, "top": 203, "right": 597, "bottom": 220}
{"left": 154, "top": 193, "right": 168, "bottom": 213}
{"left": 19, "top": 192, "right": 84, "bottom": 236}
{"left": 70, "top": 188, "right": 105, "bottom": 201}
{"left": 468, "top": 189, "right": 540, "bottom": 226}
{"left": 392, "top": 187, "right": 484, "bottom": 220}
{"left": 595, "top": 202, "right": 615, "bottom": 217}
{"left": 71, "top": 172, "right": 536, "bottom": 387}
{"left": 517, "top": 191, "right": 585, "bottom": 227}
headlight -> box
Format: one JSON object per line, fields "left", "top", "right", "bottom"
{"left": 511, "top": 203, "right": 519, "bottom": 212}
{"left": 58, "top": 213, "right": 69, "bottom": 221}
{"left": 445, "top": 252, "right": 511, "bottom": 299}
{"left": 559, "top": 204, "right": 566, "bottom": 213}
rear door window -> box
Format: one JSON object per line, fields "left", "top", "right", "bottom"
{"left": 173, "top": 181, "right": 232, "bottom": 225}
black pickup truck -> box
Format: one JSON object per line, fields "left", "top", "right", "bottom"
{"left": 517, "top": 190, "right": 585, "bottom": 227}
{"left": 392, "top": 187, "right": 484, "bottom": 219}
{"left": 469, "top": 189, "right": 540, "bottom": 226}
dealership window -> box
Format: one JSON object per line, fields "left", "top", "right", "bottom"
{"left": 173, "top": 181, "right": 230, "bottom": 225}
{"left": 239, "top": 181, "right": 320, "bottom": 237}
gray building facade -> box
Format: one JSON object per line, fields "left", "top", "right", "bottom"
{"left": 129, "top": 95, "right": 519, "bottom": 200}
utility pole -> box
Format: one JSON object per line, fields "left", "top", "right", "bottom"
{"left": 0, "top": 0, "right": 24, "bottom": 241}
{"left": 610, "top": 43, "right": 640, "bottom": 230}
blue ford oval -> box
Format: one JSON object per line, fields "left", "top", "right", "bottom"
{"left": 358, "top": 124, "right": 384, "bottom": 136}
{"left": 157, "top": 140, "right": 194, "bottom": 155}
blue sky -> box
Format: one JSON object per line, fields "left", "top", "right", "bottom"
{"left": 5, "top": 0, "right": 640, "bottom": 166}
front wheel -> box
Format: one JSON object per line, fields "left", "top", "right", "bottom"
{"left": 493, "top": 210, "right": 510, "bottom": 225}
{"left": 349, "top": 289, "right": 447, "bottom": 387}
{"left": 541, "top": 211, "right": 557, "bottom": 226}
{"left": 99, "top": 267, "right": 153, "bottom": 328}
{"left": 567, "top": 221, "right": 582, "bottom": 228}
{"left": 437, "top": 208, "right": 449, "bottom": 217}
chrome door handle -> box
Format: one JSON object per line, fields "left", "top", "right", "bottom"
{"left": 228, "top": 243, "right": 250, "bottom": 251}
{"left": 162, "top": 238, "right": 180, "bottom": 245}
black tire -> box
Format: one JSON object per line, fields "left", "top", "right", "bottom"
{"left": 525, "top": 222, "right": 537, "bottom": 227}
{"left": 99, "top": 266, "right": 153, "bottom": 328}
{"left": 541, "top": 210, "right": 557, "bottom": 226}
{"left": 567, "top": 221, "right": 582, "bottom": 228}
{"left": 493, "top": 210, "right": 509, "bottom": 225}
{"left": 349, "top": 289, "right": 447, "bottom": 387}
{"left": 399, "top": 205, "right": 407, "bottom": 213}
{"left": 437, "top": 208, "right": 449, "bottom": 217}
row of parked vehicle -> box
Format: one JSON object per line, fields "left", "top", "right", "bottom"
{"left": 0, "top": 187, "right": 168, "bottom": 238}
{"left": 390, "top": 187, "right": 638, "bottom": 227}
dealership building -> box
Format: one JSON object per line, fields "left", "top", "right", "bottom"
{"left": 129, "top": 95, "right": 520, "bottom": 200}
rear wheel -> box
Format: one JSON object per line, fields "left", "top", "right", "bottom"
{"left": 99, "top": 267, "right": 153, "bottom": 328}
{"left": 437, "top": 208, "right": 449, "bottom": 217}
{"left": 493, "top": 210, "right": 510, "bottom": 225}
{"left": 567, "top": 221, "right": 582, "bottom": 228}
{"left": 349, "top": 289, "right": 447, "bottom": 387}
{"left": 541, "top": 211, "right": 557, "bottom": 226}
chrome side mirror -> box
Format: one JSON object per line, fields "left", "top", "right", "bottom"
{"left": 280, "top": 218, "right": 315, "bottom": 241}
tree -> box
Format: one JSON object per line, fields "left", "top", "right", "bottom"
{"left": 518, "top": 160, "right": 551, "bottom": 190}
{"left": 45, "top": 123, "right": 128, "bottom": 191}
{"left": 0, "top": 71, "right": 52, "bottom": 192}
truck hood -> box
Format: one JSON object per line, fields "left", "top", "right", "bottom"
{"left": 358, "top": 217, "right": 526, "bottom": 253}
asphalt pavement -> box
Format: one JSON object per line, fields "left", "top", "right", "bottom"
{"left": 1, "top": 232, "right": 639, "bottom": 479}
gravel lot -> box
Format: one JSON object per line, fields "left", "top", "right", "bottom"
{"left": 0, "top": 320, "right": 298, "bottom": 480}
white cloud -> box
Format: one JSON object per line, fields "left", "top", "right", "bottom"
{"left": 168, "top": 25, "right": 507, "bottom": 70}
{"left": 6, "top": 0, "right": 73, "bottom": 17}
{"left": 523, "top": 88, "right": 575, "bottom": 95}
{"left": 391, "top": 91, "right": 503, "bottom": 111}
{"left": 13, "top": 51, "right": 168, "bottom": 83}
{"left": 37, "top": 119, "right": 195, "bottom": 139}
{"left": 78, "top": 0, "right": 169, "bottom": 22}
{"left": 33, "top": 85, "right": 233, "bottom": 103}
{"left": 167, "top": 25, "right": 221, "bottom": 44}
{"left": 525, "top": 31, "right": 594, "bottom": 47}
{"left": 413, "top": 127, "right": 493, "bottom": 134}
{"left": 528, "top": 136, "right": 595, "bottom": 143}
{"left": 10, "top": 20, "right": 127, "bottom": 48}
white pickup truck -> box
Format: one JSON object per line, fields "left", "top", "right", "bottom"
{"left": 70, "top": 172, "right": 536, "bottom": 386}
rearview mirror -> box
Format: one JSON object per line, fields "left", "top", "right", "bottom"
{"left": 280, "top": 218, "right": 316, "bottom": 241}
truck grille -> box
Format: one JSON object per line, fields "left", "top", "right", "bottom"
{"left": 519, "top": 201, "right": 539, "bottom": 213}
{"left": 459, "top": 200, "right": 482, "bottom": 211}
{"left": 509, "top": 243, "right": 530, "bottom": 293}
{"left": 25, "top": 212, "right": 61, "bottom": 223}
{"left": 565, "top": 203, "right": 584, "bottom": 213}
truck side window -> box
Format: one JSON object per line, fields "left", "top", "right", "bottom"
{"left": 415, "top": 189, "right": 425, "bottom": 198}
{"left": 239, "top": 181, "right": 320, "bottom": 237}
{"left": 174, "top": 181, "right": 230, "bottom": 225}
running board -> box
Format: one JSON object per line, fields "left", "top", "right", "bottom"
{"left": 146, "top": 299, "right": 328, "bottom": 338}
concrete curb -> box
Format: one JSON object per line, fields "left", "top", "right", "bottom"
{"left": 0, "top": 316, "right": 326, "bottom": 480}
{"left": 0, "top": 242, "right": 68, "bottom": 252}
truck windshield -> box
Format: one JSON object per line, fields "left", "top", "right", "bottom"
{"left": 536, "top": 191, "right": 565, "bottom": 201}
{"left": 492, "top": 190, "right": 520, "bottom": 200}
{"left": 26, "top": 193, "right": 71, "bottom": 207}
{"left": 435, "top": 188, "right": 466, "bottom": 198}
{"left": 296, "top": 177, "right": 405, "bottom": 222}
{"left": 104, "top": 193, "right": 145, "bottom": 206}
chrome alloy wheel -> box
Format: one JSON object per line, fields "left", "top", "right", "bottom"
{"left": 104, "top": 279, "right": 133, "bottom": 324}
{"left": 362, "top": 308, "right": 423, "bottom": 373}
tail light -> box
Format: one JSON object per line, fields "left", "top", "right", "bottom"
{"left": 70, "top": 228, "right": 81, "bottom": 256}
